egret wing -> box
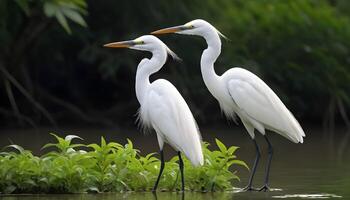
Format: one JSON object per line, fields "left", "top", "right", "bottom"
{"left": 142, "top": 79, "right": 203, "bottom": 166}
{"left": 226, "top": 68, "right": 305, "bottom": 143}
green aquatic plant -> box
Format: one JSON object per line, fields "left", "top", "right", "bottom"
{"left": 184, "top": 139, "right": 248, "bottom": 191}
{"left": 0, "top": 133, "right": 247, "bottom": 194}
{"left": 0, "top": 145, "right": 42, "bottom": 193}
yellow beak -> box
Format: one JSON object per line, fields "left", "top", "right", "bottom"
{"left": 151, "top": 25, "right": 187, "bottom": 35}
{"left": 103, "top": 40, "right": 135, "bottom": 48}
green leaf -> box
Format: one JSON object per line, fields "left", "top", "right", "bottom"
{"left": 145, "top": 153, "right": 156, "bottom": 160}
{"left": 61, "top": 7, "right": 87, "bottom": 27}
{"left": 231, "top": 174, "right": 240, "bottom": 181}
{"left": 55, "top": 10, "right": 71, "bottom": 34}
{"left": 5, "top": 144, "right": 25, "bottom": 153}
{"left": 215, "top": 138, "right": 227, "bottom": 153}
{"left": 88, "top": 143, "right": 101, "bottom": 151}
{"left": 126, "top": 138, "right": 133, "bottom": 149}
{"left": 58, "top": 1, "right": 87, "bottom": 13}
{"left": 43, "top": 2, "right": 57, "bottom": 17}
{"left": 49, "top": 133, "right": 65, "bottom": 144}
{"left": 41, "top": 143, "right": 58, "bottom": 150}
{"left": 70, "top": 144, "right": 84, "bottom": 149}
{"left": 227, "top": 146, "right": 239, "bottom": 155}
{"left": 107, "top": 142, "right": 122, "bottom": 149}
{"left": 101, "top": 137, "right": 106, "bottom": 147}
{"left": 227, "top": 160, "right": 249, "bottom": 170}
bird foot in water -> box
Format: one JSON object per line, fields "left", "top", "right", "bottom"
{"left": 258, "top": 184, "right": 271, "bottom": 192}
{"left": 241, "top": 185, "right": 259, "bottom": 192}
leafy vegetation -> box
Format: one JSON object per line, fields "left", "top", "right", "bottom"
{"left": 0, "top": 134, "right": 247, "bottom": 194}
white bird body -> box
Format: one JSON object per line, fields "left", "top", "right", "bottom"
{"left": 152, "top": 19, "right": 305, "bottom": 191}
{"left": 189, "top": 19, "right": 305, "bottom": 143}
{"left": 221, "top": 67, "right": 305, "bottom": 143}
{"left": 117, "top": 36, "right": 204, "bottom": 167}
{"left": 138, "top": 78, "right": 203, "bottom": 166}
{"left": 104, "top": 35, "right": 203, "bottom": 191}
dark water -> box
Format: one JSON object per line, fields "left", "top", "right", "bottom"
{"left": 0, "top": 126, "right": 349, "bottom": 199}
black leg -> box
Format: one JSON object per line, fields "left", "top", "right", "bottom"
{"left": 153, "top": 150, "right": 165, "bottom": 192}
{"left": 242, "top": 139, "right": 260, "bottom": 191}
{"left": 178, "top": 151, "right": 185, "bottom": 192}
{"left": 152, "top": 191, "right": 158, "bottom": 200}
{"left": 259, "top": 135, "right": 273, "bottom": 192}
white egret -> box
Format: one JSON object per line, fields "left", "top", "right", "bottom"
{"left": 152, "top": 19, "right": 305, "bottom": 192}
{"left": 104, "top": 35, "right": 203, "bottom": 192}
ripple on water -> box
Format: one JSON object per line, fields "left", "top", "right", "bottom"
{"left": 230, "top": 187, "right": 283, "bottom": 193}
{"left": 272, "top": 193, "right": 342, "bottom": 199}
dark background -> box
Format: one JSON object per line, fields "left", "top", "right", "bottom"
{"left": 0, "top": 0, "right": 349, "bottom": 132}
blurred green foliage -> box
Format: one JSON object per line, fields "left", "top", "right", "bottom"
{"left": 0, "top": 0, "right": 349, "bottom": 127}
{"left": 0, "top": 134, "right": 246, "bottom": 193}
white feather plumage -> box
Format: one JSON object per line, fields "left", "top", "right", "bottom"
{"left": 132, "top": 36, "right": 203, "bottom": 166}
{"left": 178, "top": 19, "right": 305, "bottom": 143}
{"left": 139, "top": 79, "right": 203, "bottom": 166}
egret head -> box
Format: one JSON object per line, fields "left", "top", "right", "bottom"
{"left": 151, "top": 19, "right": 227, "bottom": 39}
{"left": 104, "top": 35, "right": 179, "bottom": 60}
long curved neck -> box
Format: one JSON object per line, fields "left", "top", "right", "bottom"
{"left": 200, "top": 29, "right": 222, "bottom": 97}
{"left": 135, "top": 49, "right": 167, "bottom": 103}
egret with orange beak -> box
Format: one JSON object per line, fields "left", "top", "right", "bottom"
{"left": 152, "top": 20, "right": 305, "bottom": 192}
{"left": 104, "top": 35, "right": 203, "bottom": 192}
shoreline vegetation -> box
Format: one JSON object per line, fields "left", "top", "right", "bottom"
{"left": 0, "top": 133, "right": 247, "bottom": 194}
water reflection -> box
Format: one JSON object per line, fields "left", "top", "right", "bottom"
{"left": 233, "top": 187, "right": 283, "bottom": 193}
{"left": 0, "top": 192, "right": 344, "bottom": 200}
{"left": 272, "top": 193, "right": 342, "bottom": 199}
{"left": 153, "top": 192, "right": 184, "bottom": 200}
{"left": 0, "top": 192, "right": 231, "bottom": 200}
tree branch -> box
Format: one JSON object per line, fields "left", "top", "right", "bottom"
{"left": 337, "top": 97, "right": 350, "bottom": 129}
{"left": 38, "top": 88, "right": 115, "bottom": 127}
{"left": 0, "top": 107, "right": 37, "bottom": 128}
{"left": 0, "top": 62, "right": 57, "bottom": 127}
{"left": 4, "top": 79, "right": 24, "bottom": 125}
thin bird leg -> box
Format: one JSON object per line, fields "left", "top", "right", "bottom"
{"left": 152, "top": 192, "right": 158, "bottom": 200}
{"left": 259, "top": 135, "right": 273, "bottom": 192}
{"left": 153, "top": 150, "right": 165, "bottom": 192}
{"left": 178, "top": 151, "right": 185, "bottom": 192}
{"left": 242, "top": 139, "right": 260, "bottom": 191}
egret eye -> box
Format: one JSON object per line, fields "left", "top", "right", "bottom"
{"left": 137, "top": 41, "right": 145, "bottom": 45}
{"left": 184, "top": 22, "right": 194, "bottom": 29}
{"left": 134, "top": 39, "right": 145, "bottom": 45}
{"left": 187, "top": 25, "right": 195, "bottom": 29}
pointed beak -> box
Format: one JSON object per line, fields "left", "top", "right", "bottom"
{"left": 151, "top": 25, "right": 187, "bottom": 35}
{"left": 103, "top": 40, "right": 136, "bottom": 48}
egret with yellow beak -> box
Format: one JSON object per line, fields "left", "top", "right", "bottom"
{"left": 104, "top": 35, "right": 203, "bottom": 192}
{"left": 152, "top": 20, "right": 305, "bottom": 192}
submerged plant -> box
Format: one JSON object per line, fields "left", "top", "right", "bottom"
{"left": 0, "top": 133, "right": 247, "bottom": 194}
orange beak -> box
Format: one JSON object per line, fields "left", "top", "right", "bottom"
{"left": 103, "top": 40, "right": 135, "bottom": 48}
{"left": 151, "top": 25, "right": 187, "bottom": 35}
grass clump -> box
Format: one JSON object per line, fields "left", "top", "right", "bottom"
{"left": 0, "top": 133, "right": 247, "bottom": 194}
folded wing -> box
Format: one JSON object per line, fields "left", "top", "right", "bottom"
{"left": 226, "top": 68, "right": 305, "bottom": 143}
{"left": 140, "top": 79, "right": 203, "bottom": 166}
